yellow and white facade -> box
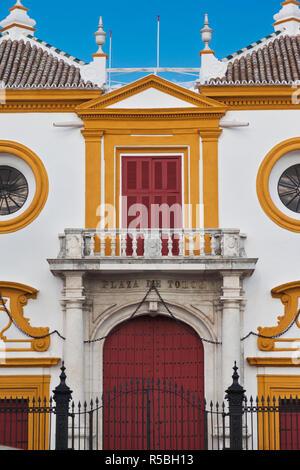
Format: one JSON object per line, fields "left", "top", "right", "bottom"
{"left": 1, "top": 0, "right": 300, "bottom": 447}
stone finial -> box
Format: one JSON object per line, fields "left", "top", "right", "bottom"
{"left": 200, "top": 14, "right": 213, "bottom": 51}
{"left": 94, "top": 16, "right": 107, "bottom": 56}
{"left": 273, "top": 0, "right": 300, "bottom": 35}
{"left": 80, "top": 16, "right": 108, "bottom": 89}
{"left": 0, "top": 0, "right": 36, "bottom": 38}
{"left": 198, "top": 14, "right": 227, "bottom": 85}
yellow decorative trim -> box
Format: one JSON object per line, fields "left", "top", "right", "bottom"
{"left": 78, "top": 77, "right": 226, "bottom": 235}
{"left": 0, "top": 23, "right": 36, "bottom": 33}
{"left": 9, "top": 5, "right": 29, "bottom": 12}
{"left": 81, "top": 130, "right": 103, "bottom": 231}
{"left": 199, "top": 86, "right": 299, "bottom": 110}
{"left": 248, "top": 357, "right": 300, "bottom": 367}
{"left": 0, "top": 374, "right": 50, "bottom": 450}
{"left": 0, "top": 281, "right": 50, "bottom": 352}
{"left": 0, "top": 89, "right": 101, "bottom": 113}
{"left": 200, "top": 50, "right": 215, "bottom": 55}
{"left": 77, "top": 74, "right": 226, "bottom": 112}
{"left": 281, "top": 0, "right": 300, "bottom": 5}
{"left": 256, "top": 137, "right": 300, "bottom": 233}
{"left": 257, "top": 374, "right": 300, "bottom": 450}
{"left": 0, "top": 357, "right": 60, "bottom": 367}
{"left": 273, "top": 18, "right": 300, "bottom": 26}
{"left": 92, "top": 53, "right": 108, "bottom": 59}
{"left": 200, "top": 130, "right": 222, "bottom": 228}
{"left": 0, "top": 140, "right": 48, "bottom": 233}
{"left": 257, "top": 281, "right": 300, "bottom": 352}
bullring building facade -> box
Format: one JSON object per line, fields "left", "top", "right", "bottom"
{"left": 0, "top": 0, "right": 300, "bottom": 450}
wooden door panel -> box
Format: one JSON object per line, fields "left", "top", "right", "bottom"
{"left": 103, "top": 316, "right": 205, "bottom": 450}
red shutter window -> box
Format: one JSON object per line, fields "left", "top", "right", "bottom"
{"left": 0, "top": 399, "right": 28, "bottom": 450}
{"left": 122, "top": 156, "right": 182, "bottom": 228}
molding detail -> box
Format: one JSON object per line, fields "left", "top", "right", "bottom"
{"left": 77, "top": 74, "right": 225, "bottom": 111}
{"left": 199, "top": 85, "right": 299, "bottom": 110}
{"left": 0, "top": 89, "right": 101, "bottom": 113}
{"left": 257, "top": 280, "right": 300, "bottom": 351}
{"left": 0, "top": 357, "right": 60, "bottom": 367}
{"left": 248, "top": 357, "right": 300, "bottom": 366}
{"left": 0, "top": 281, "right": 50, "bottom": 352}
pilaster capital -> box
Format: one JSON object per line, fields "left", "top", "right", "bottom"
{"left": 61, "top": 272, "right": 86, "bottom": 306}
{"left": 220, "top": 271, "right": 245, "bottom": 306}
{"left": 219, "top": 296, "right": 245, "bottom": 307}
{"left": 199, "top": 129, "right": 223, "bottom": 141}
{"left": 60, "top": 297, "right": 86, "bottom": 310}
{"left": 81, "top": 129, "right": 104, "bottom": 141}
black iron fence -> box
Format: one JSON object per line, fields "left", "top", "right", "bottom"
{"left": 0, "top": 363, "right": 300, "bottom": 451}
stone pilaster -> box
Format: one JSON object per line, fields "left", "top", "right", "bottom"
{"left": 220, "top": 272, "right": 245, "bottom": 391}
{"left": 61, "top": 272, "right": 86, "bottom": 405}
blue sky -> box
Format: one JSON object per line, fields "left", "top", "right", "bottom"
{"left": 1, "top": 0, "right": 284, "bottom": 80}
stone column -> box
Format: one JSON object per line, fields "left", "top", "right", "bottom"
{"left": 61, "top": 272, "right": 86, "bottom": 405}
{"left": 220, "top": 272, "right": 244, "bottom": 392}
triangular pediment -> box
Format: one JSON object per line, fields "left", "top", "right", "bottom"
{"left": 77, "top": 74, "right": 225, "bottom": 111}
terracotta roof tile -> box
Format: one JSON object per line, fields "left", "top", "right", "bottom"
{"left": 209, "top": 35, "right": 300, "bottom": 85}
{"left": 0, "top": 38, "right": 96, "bottom": 88}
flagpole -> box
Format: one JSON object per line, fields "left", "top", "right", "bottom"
{"left": 156, "top": 15, "right": 160, "bottom": 75}
{"left": 109, "top": 30, "right": 112, "bottom": 89}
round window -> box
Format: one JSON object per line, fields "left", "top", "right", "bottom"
{"left": 0, "top": 165, "right": 29, "bottom": 216}
{"left": 277, "top": 164, "right": 300, "bottom": 214}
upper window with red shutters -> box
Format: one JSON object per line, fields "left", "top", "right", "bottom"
{"left": 122, "top": 156, "right": 182, "bottom": 230}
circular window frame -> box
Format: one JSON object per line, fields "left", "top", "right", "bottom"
{"left": 0, "top": 141, "right": 48, "bottom": 233}
{"left": 277, "top": 164, "right": 300, "bottom": 214}
{"left": 0, "top": 165, "right": 29, "bottom": 216}
{"left": 257, "top": 137, "right": 300, "bottom": 232}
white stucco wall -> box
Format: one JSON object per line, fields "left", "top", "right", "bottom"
{"left": 0, "top": 112, "right": 85, "bottom": 390}
{"left": 218, "top": 109, "right": 300, "bottom": 395}
{"left": 1, "top": 105, "right": 300, "bottom": 398}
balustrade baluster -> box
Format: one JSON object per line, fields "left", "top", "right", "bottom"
{"left": 199, "top": 232, "right": 205, "bottom": 256}
{"left": 132, "top": 232, "right": 138, "bottom": 257}
{"left": 110, "top": 232, "right": 116, "bottom": 257}
{"left": 120, "top": 230, "right": 127, "bottom": 257}
{"left": 100, "top": 232, "right": 106, "bottom": 257}
{"left": 167, "top": 231, "right": 173, "bottom": 257}
{"left": 189, "top": 232, "right": 195, "bottom": 257}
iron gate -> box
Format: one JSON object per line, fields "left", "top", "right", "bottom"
{"left": 69, "top": 378, "right": 224, "bottom": 451}
{"left": 1, "top": 363, "right": 300, "bottom": 450}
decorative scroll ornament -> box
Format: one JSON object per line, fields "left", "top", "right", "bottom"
{"left": 0, "top": 282, "right": 50, "bottom": 352}
{"left": 258, "top": 281, "right": 300, "bottom": 351}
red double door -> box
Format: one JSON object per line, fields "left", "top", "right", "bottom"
{"left": 122, "top": 156, "right": 182, "bottom": 255}
{"left": 103, "top": 316, "right": 205, "bottom": 450}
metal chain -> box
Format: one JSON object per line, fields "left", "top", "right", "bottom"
{"left": 0, "top": 291, "right": 66, "bottom": 341}
{"left": 1, "top": 282, "right": 298, "bottom": 346}
{"left": 84, "top": 282, "right": 156, "bottom": 344}
{"left": 85, "top": 281, "right": 222, "bottom": 345}
{"left": 241, "top": 309, "right": 300, "bottom": 341}
{"left": 150, "top": 282, "right": 222, "bottom": 344}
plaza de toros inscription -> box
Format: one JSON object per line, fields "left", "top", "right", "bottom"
{"left": 99, "top": 279, "right": 207, "bottom": 290}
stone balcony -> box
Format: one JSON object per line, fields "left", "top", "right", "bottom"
{"left": 48, "top": 228, "right": 257, "bottom": 276}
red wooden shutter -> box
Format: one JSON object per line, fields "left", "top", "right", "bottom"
{"left": 280, "top": 399, "right": 300, "bottom": 449}
{"left": 122, "top": 156, "right": 182, "bottom": 255}
{"left": 0, "top": 399, "right": 28, "bottom": 450}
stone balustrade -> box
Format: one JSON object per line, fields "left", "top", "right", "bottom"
{"left": 57, "top": 228, "right": 247, "bottom": 259}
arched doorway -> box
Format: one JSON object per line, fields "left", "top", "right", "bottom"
{"left": 103, "top": 315, "right": 205, "bottom": 450}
